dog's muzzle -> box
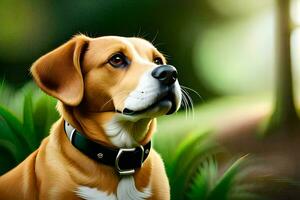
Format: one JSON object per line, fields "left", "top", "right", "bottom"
{"left": 122, "top": 65, "right": 179, "bottom": 116}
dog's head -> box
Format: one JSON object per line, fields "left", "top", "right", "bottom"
{"left": 31, "top": 35, "right": 182, "bottom": 121}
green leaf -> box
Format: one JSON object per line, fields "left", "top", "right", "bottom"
{"left": 23, "top": 91, "right": 38, "bottom": 150}
{"left": 0, "top": 107, "right": 31, "bottom": 160}
{"left": 207, "top": 155, "right": 248, "bottom": 200}
{"left": 0, "top": 112, "right": 16, "bottom": 142}
{"left": 0, "top": 106, "right": 30, "bottom": 143}
{"left": 0, "top": 139, "right": 18, "bottom": 175}
{"left": 33, "top": 94, "right": 58, "bottom": 141}
{"left": 188, "top": 156, "right": 218, "bottom": 200}
{"left": 187, "top": 155, "right": 267, "bottom": 200}
{"left": 169, "top": 130, "right": 217, "bottom": 199}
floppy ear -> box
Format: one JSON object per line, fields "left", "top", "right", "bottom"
{"left": 31, "top": 35, "right": 89, "bottom": 106}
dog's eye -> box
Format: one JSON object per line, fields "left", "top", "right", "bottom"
{"left": 109, "top": 53, "right": 129, "bottom": 68}
{"left": 153, "top": 57, "right": 163, "bottom": 65}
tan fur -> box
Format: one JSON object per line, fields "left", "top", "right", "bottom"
{"left": 0, "top": 35, "right": 170, "bottom": 199}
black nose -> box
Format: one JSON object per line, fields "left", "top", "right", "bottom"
{"left": 151, "top": 65, "right": 178, "bottom": 85}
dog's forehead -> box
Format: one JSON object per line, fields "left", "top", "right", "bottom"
{"left": 128, "top": 37, "right": 156, "bottom": 49}
{"left": 90, "top": 36, "right": 157, "bottom": 53}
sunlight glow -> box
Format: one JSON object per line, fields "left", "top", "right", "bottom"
{"left": 291, "top": 0, "right": 300, "bottom": 25}
{"left": 291, "top": 28, "right": 300, "bottom": 103}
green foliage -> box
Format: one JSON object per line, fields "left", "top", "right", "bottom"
{"left": 188, "top": 156, "right": 217, "bottom": 199}
{"left": 0, "top": 139, "right": 18, "bottom": 174}
{"left": 195, "top": 156, "right": 266, "bottom": 200}
{"left": 164, "top": 130, "right": 266, "bottom": 200}
{"left": 0, "top": 83, "right": 58, "bottom": 174}
{"left": 168, "top": 131, "right": 218, "bottom": 199}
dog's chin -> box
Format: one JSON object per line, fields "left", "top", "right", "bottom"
{"left": 120, "top": 99, "right": 177, "bottom": 119}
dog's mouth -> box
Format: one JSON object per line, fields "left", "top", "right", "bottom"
{"left": 118, "top": 92, "right": 177, "bottom": 116}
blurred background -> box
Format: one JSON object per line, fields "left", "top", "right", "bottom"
{"left": 1, "top": 0, "right": 292, "bottom": 98}
{"left": 1, "top": 0, "right": 300, "bottom": 199}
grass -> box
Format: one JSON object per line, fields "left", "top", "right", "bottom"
{"left": 0, "top": 82, "right": 267, "bottom": 199}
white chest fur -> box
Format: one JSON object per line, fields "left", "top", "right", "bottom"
{"left": 76, "top": 176, "right": 151, "bottom": 200}
{"left": 104, "top": 115, "right": 151, "bottom": 148}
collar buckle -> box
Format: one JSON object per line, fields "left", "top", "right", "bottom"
{"left": 115, "top": 145, "right": 144, "bottom": 175}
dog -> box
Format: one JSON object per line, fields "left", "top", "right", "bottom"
{"left": 0, "top": 34, "right": 182, "bottom": 200}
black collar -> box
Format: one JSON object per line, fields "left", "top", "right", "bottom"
{"left": 64, "top": 121, "right": 151, "bottom": 175}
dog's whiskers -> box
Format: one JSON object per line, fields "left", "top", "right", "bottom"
{"left": 183, "top": 92, "right": 192, "bottom": 120}
{"left": 151, "top": 30, "right": 159, "bottom": 45}
{"left": 182, "top": 88, "right": 194, "bottom": 118}
{"left": 181, "top": 85, "right": 204, "bottom": 102}
{"left": 134, "top": 29, "right": 150, "bottom": 40}
{"left": 180, "top": 87, "right": 195, "bottom": 120}
{"left": 180, "top": 90, "right": 189, "bottom": 120}
{"left": 181, "top": 93, "right": 188, "bottom": 120}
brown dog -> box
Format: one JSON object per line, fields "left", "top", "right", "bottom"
{"left": 0, "top": 34, "right": 182, "bottom": 199}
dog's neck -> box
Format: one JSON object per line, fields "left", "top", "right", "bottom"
{"left": 57, "top": 103, "right": 155, "bottom": 148}
{"left": 104, "top": 114, "right": 154, "bottom": 147}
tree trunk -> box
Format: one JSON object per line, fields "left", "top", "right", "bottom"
{"left": 264, "top": 0, "right": 300, "bottom": 135}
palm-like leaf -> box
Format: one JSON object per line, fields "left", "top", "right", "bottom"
{"left": 187, "top": 155, "right": 267, "bottom": 200}
{"left": 188, "top": 156, "right": 218, "bottom": 199}
{"left": 169, "top": 130, "right": 218, "bottom": 199}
